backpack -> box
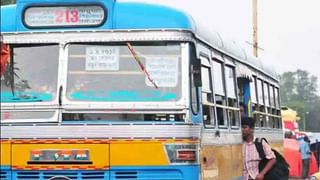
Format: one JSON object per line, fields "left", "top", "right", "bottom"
{"left": 254, "top": 138, "right": 289, "bottom": 180}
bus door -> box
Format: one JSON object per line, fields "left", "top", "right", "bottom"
{"left": 236, "top": 64, "right": 253, "bottom": 118}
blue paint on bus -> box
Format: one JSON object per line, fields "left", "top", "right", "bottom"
{"left": 113, "top": 2, "right": 195, "bottom": 30}
{"left": 1, "top": 5, "right": 16, "bottom": 32}
{"left": 69, "top": 90, "right": 177, "bottom": 102}
{"left": 110, "top": 165, "right": 200, "bottom": 180}
{"left": 1, "top": 91, "right": 53, "bottom": 102}
{"left": 4, "top": 165, "right": 199, "bottom": 180}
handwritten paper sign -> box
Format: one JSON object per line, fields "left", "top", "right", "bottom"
{"left": 146, "top": 57, "right": 178, "bottom": 87}
{"left": 85, "top": 46, "right": 119, "bottom": 71}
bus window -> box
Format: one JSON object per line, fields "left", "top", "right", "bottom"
{"left": 269, "top": 86, "right": 276, "bottom": 128}
{"left": 256, "top": 79, "right": 266, "bottom": 128}
{"left": 212, "top": 61, "right": 224, "bottom": 96}
{"left": 274, "top": 87, "right": 280, "bottom": 109}
{"left": 201, "top": 56, "right": 215, "bottom": 127}
{"left": 225, "top": 66, "right": 239, "bottom": 127}
{"left": 212, "top": 60, "right": 227, "bottom": 127}
{"left": 264, "top": 82, "right": 270, "bottom": 128}
{"left": 264, "top": 82, "right": 270, "bottom": 107}
{"left": 226, "top": 66, "right": 236, "bottom": 99}
{"left": 257, "top": 79, "right": 264, "bottom": 105}
{"left": 201, "top": 57, "right": 211, "bottom": 94}
{"left": 66, "top": 43, "right": 182, "bottom": 102}
{"left": 250, "top": 77, "right": 258, "bottom": 125}
{"left": 249, "top": 77, "right": 258, "bottom": 117}
{"left": 250, "top": 77, "right": 257, "bottom": 104}
{"left": 269, "top": 85, "right": 275, "bottom": 107}
{"left": 274, "top": 87, "right": 282, "bottom": 129}
{"left": 1, "top": 44, "right": 59, "bottom": 103}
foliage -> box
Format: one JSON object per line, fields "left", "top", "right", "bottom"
{"left": 280, "top": 70, "right": 319, "bottom": 103}
{"left": 280, "top": 69, "right": 320, "bottom": 130}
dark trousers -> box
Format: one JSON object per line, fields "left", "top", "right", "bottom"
{"left": 302, "top": 158, "right": 310, "bottom": 178}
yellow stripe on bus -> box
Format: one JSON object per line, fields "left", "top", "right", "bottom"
{"left": 110, "top": 143, "right": 169, "bottom": 166}
{"left": 0, "top": 142, "right": 11, "bottom": 166}
{"left": 1, "top": 139, "right": 198, "bottom": 167}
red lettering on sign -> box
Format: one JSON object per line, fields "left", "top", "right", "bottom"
{"left": 55, "top": 9, "right": 79, "bottom": 23}
{"left": 55, "top": 10, "right": 64, "bottom": 23}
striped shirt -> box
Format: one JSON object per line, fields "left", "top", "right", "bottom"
{"left": 242, "top": 139, "right": 275, "bottom": 180}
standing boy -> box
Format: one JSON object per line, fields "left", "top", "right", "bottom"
{"left": 241, "top": 117, "right": 276, "bottom": 180}
{"left": 300, "top": 136, "right": 311, "bottom": 179}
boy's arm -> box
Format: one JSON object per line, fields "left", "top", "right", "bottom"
{"left": 256, "top": 158, "right": 276, "bottom": 179}
{"left": 256, "top": 141, "right": 276, "bottom": 179}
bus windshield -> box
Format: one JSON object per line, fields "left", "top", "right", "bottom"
{"left": 66, "top": 42, "right": 182, "bottom": 102}
{"left": 1, "top": 44, "right": 59, "bottom": 103}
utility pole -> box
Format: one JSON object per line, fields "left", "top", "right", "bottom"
{"left": 252, "top": 0, "right": 258, "bottom": 57}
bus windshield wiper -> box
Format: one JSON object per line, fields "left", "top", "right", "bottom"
{"left": 126, "top": 42, "right": 158, "bottom": 89}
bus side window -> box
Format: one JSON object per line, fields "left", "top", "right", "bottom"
{"left": 201, "top": 56, "right": 215, "bottom": 127}
{"left": 274, "top": 87, "right": 282, "bottom": 129}
{"left": 250, "top": 76, "right": 258, "bottom": 111}
{"left": 269, "top": 85, "right": 276, "bottom": 128}
{"left": 255, "top": 78, "right": 264, "bottom": 128}
{"left": 263, "top": 82, "right": 270, "bottom": 128}
{"left": 225, "top": 65, "right": 239, "bottom": 127}
{"left": 250, "top": 76, "right": 260, "bottom": 126}
{"left": 212, "top": 60, "right": 227, "bottom": 127}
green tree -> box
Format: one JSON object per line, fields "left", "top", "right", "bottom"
{"left": 280, "top": 71, "right": 296, "bottom": 102}
{"left": 295, "top": 70, "right": 318, "bottom": 102}
{"left": 280, "top": 69, "right": 320, "bottom": 130}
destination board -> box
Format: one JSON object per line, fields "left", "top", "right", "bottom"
{"left": 24, "top": 5, "right": 106, "bottom": 28}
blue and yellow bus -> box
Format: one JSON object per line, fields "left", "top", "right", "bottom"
{"left": 1, "top": 0, "right": 284, "bottom": 179}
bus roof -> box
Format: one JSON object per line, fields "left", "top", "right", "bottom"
{"left": 1, "top": 0, "right": 278, "bottom": 80}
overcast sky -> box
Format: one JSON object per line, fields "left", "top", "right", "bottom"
{"left": 134, "top": 0, "right": 320, "bottom": 94}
